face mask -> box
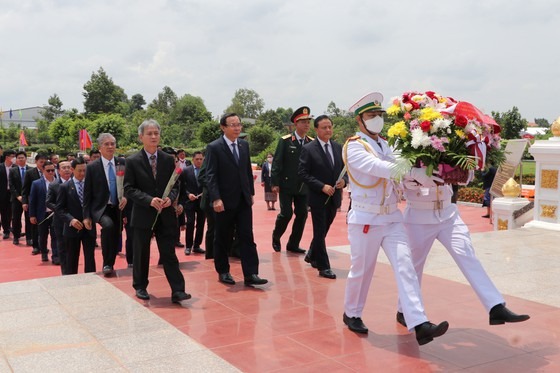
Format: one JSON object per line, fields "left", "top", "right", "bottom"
{"left": 363, "top": 116, "right": 384, "bottom": 134}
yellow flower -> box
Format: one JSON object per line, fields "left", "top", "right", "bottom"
{"left": 455, "top": 129, "right": 465, "bottom": 138}
{"left": 388, "top": 121, "right": 408, "bottom": 139}
{"left": 419, "top": 107, "right": 442, "bottom": 122}
{"left": 386, "top": 105, "right": 401, "bottom": 116}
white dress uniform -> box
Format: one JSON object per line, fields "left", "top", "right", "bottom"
{"left": 343, "top": 131, "right": 431, "bottom": 331}
{"left": 399, "top": 183, "right": 504, "bottom": 312}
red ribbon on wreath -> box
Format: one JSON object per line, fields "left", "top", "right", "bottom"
{"left": 466, "top": 130, "right": 487, "bottom": 170}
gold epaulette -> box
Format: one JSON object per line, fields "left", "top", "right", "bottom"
{"left": 306, "top": 136, "right": 314, "bottom": 141}
{"left": 347, "top": 135, "right": 361, "bottom": 141}
{"left": 281, "top": 134, "right": 292, "bottom": 139}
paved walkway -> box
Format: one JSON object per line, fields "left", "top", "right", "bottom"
{"left": 1, "top": 187, "right": 558, "bottom": 372}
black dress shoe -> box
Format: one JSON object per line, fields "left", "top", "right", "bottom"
{"left": 27, "top": 240, "right": 33, "bottom": 246}
{"left": 136, "top": 289, "right": 150, "bottom": 300}
{"left": 219, "top": 272, "right": 236, "bottom": 285}
{"left": 244, "top": 274, "right": 268, "bottom": 286}
{"left": 193, "top": 247, "right": 205, "bottom": 254}
{"left": 184, "top": 247, "right": 192, "bottom": 255}
{"left": 102, "top": 265, "right": 114, "bottom": 277}
{"left": 3, "top": 233, "right": 9, "bottom": 239}
{"left": 52, "top": 257, "right": 61, "bottom": 265}
{"left": 175, "top": 242, "right": 185, "bottom": 248}
{"left": 31, "top": 248, "right": 40, "bottom": 255}
{"left": 286, "top": 247, "right": 306, "bottom": 254}
{"left": 13, "top": 238, "right": 19, "bottom": 245}
{"left": 415, "top": 321, "right": 449, "bottom": 345}
{"left": 489, "top": 304, "right": 530, "bottom": 325}
{"left": 171, "top": 291, "right": 192, "bottom": 304}
{"left": 319, "top": 269, "right": 336, "bottom": 279}
{"left": 343, "top": 313, "right": 368, "bottom": 334}
{"left": 272, "top": 238, "right": 281, "bottom": 252}
{"left": 41, "top": 253, "right": 49, "bottom": 262}
{"left": 396, "top": 311, "right": 407, "bottom": 327}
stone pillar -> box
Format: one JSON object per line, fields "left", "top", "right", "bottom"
{"left": 524, "top": 132, "right": 560, "bottom": 231}
{"left": 492, "top": 197, "right": 532, "bottom": 231}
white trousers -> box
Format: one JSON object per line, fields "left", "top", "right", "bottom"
{"left": 344, "top": 222, "right": 428, "bottom": 330}
{"left": 401, "top": 214, "right": 504, "bottom": 312}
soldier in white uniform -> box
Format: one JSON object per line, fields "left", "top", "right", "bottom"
{"left": 342, "top": 92, "right": 449, "bottom": 345}
{"left": 396, "top": 182, "right": 530, "bottom": 327}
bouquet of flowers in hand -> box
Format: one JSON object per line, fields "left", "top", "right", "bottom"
{"left": 386, "top": 91, "right": 504, "bottom": 184}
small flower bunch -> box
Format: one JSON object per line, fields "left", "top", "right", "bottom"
{"left": 386, "top": 91, "right": 503, "bottom": 183}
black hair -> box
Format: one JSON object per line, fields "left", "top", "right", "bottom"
{"left": 71, "top": 156, "right": 86, "bottom": 169}
{"left": 220, "top": 113, "right": 239, "bottom": 127}
{"left": 314, "top": 114, "right": 332, "bottom": 128}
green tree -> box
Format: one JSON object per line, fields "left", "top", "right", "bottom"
{"left": 149, "top": 86, "right": 178, "bottom": 114}
{"left": 326, "top": 101, "right": 342, "bottom": 117}
{"left": 492, "top": 107, "right": 527, "bottom": 140}
{"left": 169, "top": 94, "right": 212, "bottom": 145}
{"left": 534, "top": 118, "right": 550, "bottom": 128}
{"left": 275, "top": 107, "right": 293, "bottom": 126}
{"left": 130, "top": 94, "right": 146, "bottom": 112}
{"left": 197, "top": 120, "right": 222, "bottom": 145}
{"left": 225, "top": 88, "right": 264, "bottom": 118}
{"left": 40, "top": 93, "right": 64, "bottom": 123}
{"left": 83, "top": 67, "right": 127, "bottom": 114}
{"left": 256, "top": 109, "right": 284, "bottom": 132}
{"left": 247, "top": 124, "right": 275, "bottom": 156}
{"left": 92, "top": 114, "right": 126, "bottom": 144}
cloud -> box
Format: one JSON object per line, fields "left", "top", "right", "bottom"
{"left": 1, "top": 0, "right": 559, "bottom": 122}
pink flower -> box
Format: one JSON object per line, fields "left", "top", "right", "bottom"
{"left": 404, "top": 112, "right": 411, "bottom": 120}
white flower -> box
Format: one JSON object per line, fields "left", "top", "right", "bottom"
{"left": 431, "top": 118, "right": 451, "bottom": 133}
{"left": 411, "top": 128, "right": 431, "bottom": 149}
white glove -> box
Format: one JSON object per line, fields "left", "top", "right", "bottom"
{"left": 407, "top": 167, "right": 443, "bottom": 187}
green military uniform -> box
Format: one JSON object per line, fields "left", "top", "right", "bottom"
{"left": 271, "top": 132, "right": 313, "bottom": 252}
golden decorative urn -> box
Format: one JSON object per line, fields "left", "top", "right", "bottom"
{"left": 502, "top": 178, "right": 521, "bottom": 198}
{"left": 551, "top": 116, "right": 560, "bottom": 137}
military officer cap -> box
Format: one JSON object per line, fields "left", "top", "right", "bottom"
{"left": 290, "top": 106, "right": 314, "bottom": 123}
{"left": 348, "top": 92, "right": 385, "bottom": 116}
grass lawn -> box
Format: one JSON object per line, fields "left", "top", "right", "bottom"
{"left": 516, "top": 160, "right": 536, "bottom": 176}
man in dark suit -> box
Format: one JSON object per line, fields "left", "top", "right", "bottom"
{"left": 9, "top": 151, "right": 30, "bottom": 245}
{"left": 124, "top": 119, "right": 190, "bottom": 304}
{"left": 0, "top": 150, "right": 15, "bottom": 240}
{"left": 205, "top": 113, "right": 267, "bottom": 287}
{"left": 181, "top": 151, "right": 206, "bottom": 256}
{"left": 271, "top": 106, "right": 314, "bottom": 254}
{"left": 83, "top": 133, "right": 127, "bottom": 277}
{"left": 46, "top": 161, "right": 72, "bottom": 270}
{"left": 29, "top": 161, "right": 57, "bottom": 262}
{"left": 298, "top": 115, "right": 347, "bottom": 279}
{"left": 22, "top": 153, "right": 48, "bottom": 251}
{"left": 57, "top": 157, "right": 96, "bottom": 274}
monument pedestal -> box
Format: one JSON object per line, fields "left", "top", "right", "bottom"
{"left": 492, "top": 197, "right": 532, "bottom": 231}
{"left": 524, "top": 138, "right": 560, "bottom": 230}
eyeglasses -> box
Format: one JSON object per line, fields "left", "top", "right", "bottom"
{"left": 44, "top": 169, "right": 55, "bottom": 173}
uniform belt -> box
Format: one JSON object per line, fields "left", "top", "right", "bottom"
{"left": 352, "top": 202, "right": 397, "bottom": 215}
{"left": 406, "top": 200, "right": 451, "bottom": 210}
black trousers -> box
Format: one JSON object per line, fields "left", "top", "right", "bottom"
{"left": 185, "top": 202, "right": 205, "bottom": 249}
{"left": 132, "top": 219, "right": 185, "bottom": 294}
{"left": 65, "top": 234, "right": 96, "bottom": 274}
{"left": 204, "top": 202, "right": 215, "bottom": 259}
{"left": 37, "top": 215, "right": 55, "bottom": 256}
{"left": 308, "top": 202, "right": 338, "bottom": 271}
{"left": 0, "top": 196, "right": 11, "bottom": 234}
{"left": 52, "top": 218, "right": 66, "bottom": 274}
{"left": 272, "top": 192, "right": 308, "bottom": 250}
{"left": 98, "top": 205, "right": 120, "bottom": 268}
{"left": 125, "top": 224, "right": 134, "bottom": 265}
{"left": 213, "top": 201, "right": 259, "bottom": 277}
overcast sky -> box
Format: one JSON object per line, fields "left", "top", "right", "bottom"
{"left": 1, "top": 0, "right": 559, "bottom": 123}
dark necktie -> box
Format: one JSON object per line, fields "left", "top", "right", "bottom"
{"left": 108, "top": 161, "right": 118, "bottom": 205}
{"left": 150, "top": 155, "right": 157, "bottom": 178}
{"left": 325, "top": 143, "right": 334, "bottom": 168}
{"left": 20, "top": 167, "right": 25, "bottom": 180}
{"left": 300, "top": 139, "right": 304, "bottom": 146}
{"left": 76, "top": 180, "right": 84, "bottom": 206}
{"left": 194, "top": 167, "right": 199, "bottom": 186}
{"left": 232, "top": 143, "right": 239, "bottom": 165}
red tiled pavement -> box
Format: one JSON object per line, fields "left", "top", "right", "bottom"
{"left": 1, "top": 182, "right": 557, "bottom": 372}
